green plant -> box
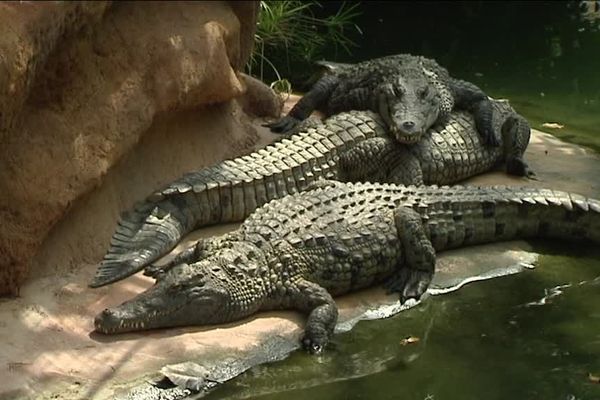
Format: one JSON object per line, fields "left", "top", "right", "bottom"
{"left": 248, "top": 1, "right": 362, "bottom": 89}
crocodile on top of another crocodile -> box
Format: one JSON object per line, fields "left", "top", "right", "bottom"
{"left": 267, "top": 53, "right": 499, "bottom": 146}
{"left": 93, "top": 180, "right": 600, "bottom": 354}
{"left": 89, "top": 100, "right": 531, "bottom": 289}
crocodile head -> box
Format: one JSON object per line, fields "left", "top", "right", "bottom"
{"left": 94, "top": 245, "right": 260, "bottom": 334}
{"left": 375, "top": 68, "right": 442, "bottom": 144}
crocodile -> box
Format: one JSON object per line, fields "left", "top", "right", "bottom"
{"left": 89, "top": 100, "right": 531, "bottom": 288}
{"left": 94, "top": 181, "right": 600, "bottom": 354}
{"left": 267, "top": 53, "right": 499, "bottom": 146}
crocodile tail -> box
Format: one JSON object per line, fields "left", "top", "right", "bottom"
{"left": 89, "top": 163, "right": 254, "bottom": 288}
{"left": 511, "top": 190, "right": 600, "bottom": 244}
{"left": 89, "top": 197, "right": 196, "bottom": 288}
{"left": 424, "top": 186, "right": 600, "bottom": 252}
{"left": 90, "top": 115, "right": 383, "bottom": 288}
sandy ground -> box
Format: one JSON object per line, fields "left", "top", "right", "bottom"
{"left": 1, "top": 113, "right": 599, "bottom": 399}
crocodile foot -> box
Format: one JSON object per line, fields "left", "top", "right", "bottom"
{"left": 264, "top": 115, "right": 302, "bottom": 134}
{"left": 383, "top": 268, "right": 432, "bottom": 303}
{"left": 506, "top": 156, "right": 535, "bottom": 178}
{"left": 301, "top": 327, "right": 329, "bottom": 355}
{"left": 143, "top": 264, "right": 164, "bottom": 279}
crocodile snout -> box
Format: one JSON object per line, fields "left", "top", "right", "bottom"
{"left": 94, "top": 308, "right": 116, "bottom": 332}
{"left": 401, "top": 120, "right": 416, "bottom": 131}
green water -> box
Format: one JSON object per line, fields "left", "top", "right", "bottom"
{"left": 206, "top": 244, "right": 600, "bottom": 399}
{"left": 206, "top": 3, "right": 600, "bottom": 398}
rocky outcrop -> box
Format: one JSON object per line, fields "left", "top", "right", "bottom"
{"left": 0, "top": 1, "right": 268, "bottom": 295}
{"left": 0, "top": 2, "right": 111, "bottom": 136}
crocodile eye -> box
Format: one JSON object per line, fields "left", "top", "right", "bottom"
{"left": 418, "top": 86, "right": 429, "bottom": 98}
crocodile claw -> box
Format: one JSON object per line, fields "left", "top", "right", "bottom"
{"left": 264, "top": 116, "right": 302, "bottom": 134}
{"left": 526, "top": 170, "right": 539, "bottom": 181}
{"left": 506, "top": 157, "right": 533, "bottom": 177}
{"left": 302, "top": 334, "right": 327, "bottom": 355}
{"left": 384, "top": 268, "right": 432, "bottom": 303}
{"left": 143, "top": 264, "right": 163, "bottom": 279}
{"left": 302, "top": 325, "right": 330, "bottom": 354}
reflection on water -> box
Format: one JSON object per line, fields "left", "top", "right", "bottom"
{"left": 203, "top": 4, "right": 600, "bottom": 399}
{"left": 205, "top": 244, "right": 600, "bottom": 400}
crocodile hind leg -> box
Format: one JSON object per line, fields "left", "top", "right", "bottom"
{"left": 142, "top": 239, "right": 210, "bottom": 279}
{"left": 383, "top": 207, "right": 435, "bottom": 302}
{"left": 142, "top": 235, "right": 231, "bottom": 279}
{"left": 287, "top": 278, "right": 338, "bottom": 354}
{"left": 450, "top": 78, "right": 500, "bottom": 147}
{"left": 337, "top": 137, "right": 424, "bottom": 185}
{"left": 337, "top": 137, "right": 393, "bottom": 182}
{"left": 267, "top": 74, "right": 339, "bottom": 134}
{"left": 387, "top": 153, "right": 424, "bottom": 186}
{"left": 501, "top": 114, "right": 535, "bottom": 177}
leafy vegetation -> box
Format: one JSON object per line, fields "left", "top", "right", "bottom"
{"left": 248, "top": 1, "right": 362, "bottom": 92}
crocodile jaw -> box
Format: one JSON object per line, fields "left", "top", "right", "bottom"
{"left": 94, "top": 305, "right": 180, "bottom": 334}
{"left": 392, "top": 130, "right": 425, "bottom": 144}
{"left": 94, "top": 266, "right": 229, "bottom": 334}
{"left": 384, "top": 104, "right": 439, "bottom": 145}
{"left": 94, "top": 297, "right": 219, "bottom": 335}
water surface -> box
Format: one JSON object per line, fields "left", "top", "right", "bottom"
{"left": 204, "top": 243, "right": 600, "bottom": 399}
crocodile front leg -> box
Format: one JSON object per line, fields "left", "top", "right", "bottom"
{"left": 287, "top": 278, "right": 338, "bottom": 354}
{"left": 450, "top": 78, "right": 499, "bottom": 147}
{"left": 327, "top": 87, "right": 372, "bottom": 115}
{"left": 267, "top": 74, "right": 339, "bottom": 134}
{"left": 501, "top": 114, "right": 534, "bottom": 177}
{"left": 383, "top": 207, "right": 435, "bottom": 302}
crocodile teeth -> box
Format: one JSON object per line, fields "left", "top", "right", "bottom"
{"left": 573, "top": 199, "right": 589, "bottom": 211}
{"left": 560, "top": 199, "right": 573, "bottom": 211}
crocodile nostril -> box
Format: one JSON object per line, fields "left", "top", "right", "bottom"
{"left": 102, "top": 308, "right": 114, "bottom": 316}
{"left": 402, "top": 121, "right": 415, "bottom": 131}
